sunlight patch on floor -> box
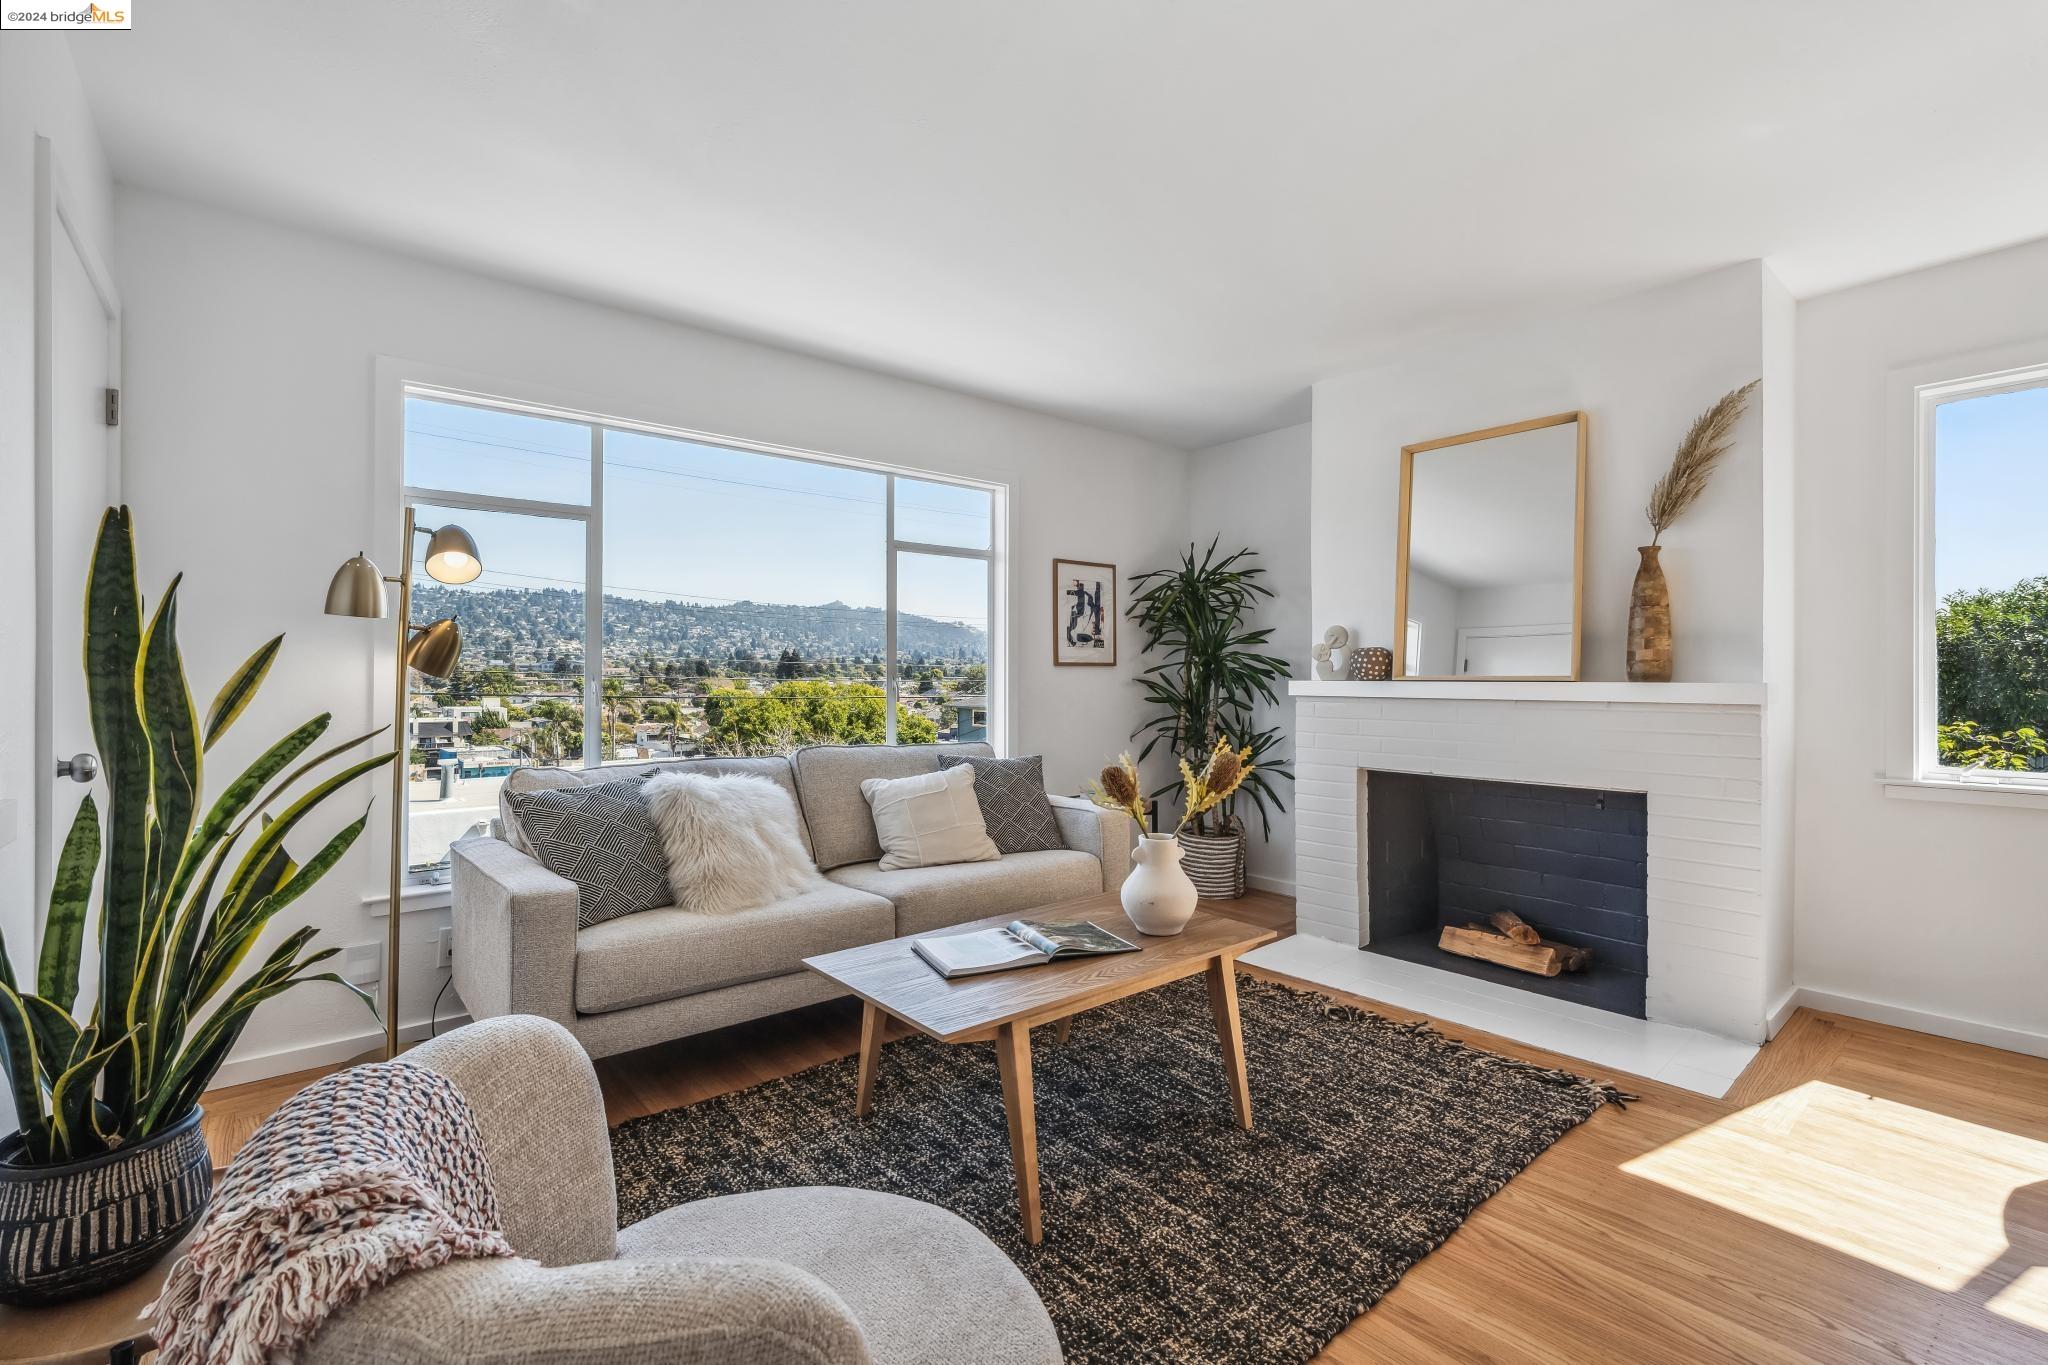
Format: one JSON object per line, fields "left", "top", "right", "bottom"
{"left": 1991, "top": 1267, "right": 2048, "bottom": 1332}
{"left": 1621, "top": 1080, "right": 2048, "bottom": 1292}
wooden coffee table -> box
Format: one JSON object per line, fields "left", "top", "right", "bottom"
{"left": 804, "top": 891, "right": 1276, "bottom": 1243}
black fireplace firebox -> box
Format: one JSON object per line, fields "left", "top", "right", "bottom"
{"left": 1362, "top": 771, "right": 1648, "bottom": 1017}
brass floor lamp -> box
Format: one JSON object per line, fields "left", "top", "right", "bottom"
{"left": 323, "top": 507, "right": 482, "bottom": 1058}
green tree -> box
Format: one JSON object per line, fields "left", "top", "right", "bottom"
{"left": 703, "top": 681, "right": 936, "bottom": 753}
{"left": 1937, "top": 720, "right": 2046, "bottom": 772}
{"left": 470, "top": 707, "right": 508, "bottom": 745}
{"left": 703, "top": 690, "right": 797, "bottom": 755}
{"left": 526, "top": 699, "right": 584, "bottom": 765}
{"left": 1937, "top": 577, "right": 2048, "bottom": 737}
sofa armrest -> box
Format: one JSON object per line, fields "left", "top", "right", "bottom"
{"left": 450, "top": 834, "right": 578, "bottom": 1030}
{"left": 305, "top": 1255, "right": 872, "bottom": 1365}
{"left": 1048, "top": 795, "right": 1132, "bottom": 891}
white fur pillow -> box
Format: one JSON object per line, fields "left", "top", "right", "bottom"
{"left": 642, "top": 771, "right": 826, "bottom": 915}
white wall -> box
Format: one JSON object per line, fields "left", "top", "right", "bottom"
{"left": 1303, "top": 262, "right": 1800, "bottom": 1042}
{"left": 0, "top": 38, "right": 118, "bottom": 1131}
{"left": 1186, "top": 423, "right": 1309, "bottom": 893}
{"left": 115, "top": 187, "right": 1190, "bottom": 1080}
{"left": 1454, "top": 581, "right": 1573, "bottom": 631}
{"left": 1312, "top": 263, "right": 1770, "bottom": 682}
{"left": 1758, "top": 270, "right": 1797, "bottom": 1024}
{"left": 1794, "top": 238, "right": 2048, "bottom": 1054}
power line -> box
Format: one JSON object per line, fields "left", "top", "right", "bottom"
{"left": 407, "top": 423, "right": 991, "bottom": 521}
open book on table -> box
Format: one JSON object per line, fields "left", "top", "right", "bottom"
{"left": 912, "top": 920, "right": 1141, "bottom": 980}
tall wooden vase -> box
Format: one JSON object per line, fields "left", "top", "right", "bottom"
{"left": 1627, "top": 545, "right": 1673, "bottom": 682}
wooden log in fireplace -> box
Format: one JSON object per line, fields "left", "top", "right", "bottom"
{"left": 1488, "top": 910, "right": 1541, "bottom": 944}
{"left": 1439, "top": 923, "right": 1593, "bottom": 977}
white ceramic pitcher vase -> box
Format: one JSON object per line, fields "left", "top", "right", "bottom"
{"left": 1121, "top": 832, "right": 1199, "bottom": 935}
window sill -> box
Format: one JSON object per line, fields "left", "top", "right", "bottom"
{"left": 362, "top": 882, "right": 453, "bottom": 915}
{"left": 1881, "top": 778, "right": 2048, "bottom": 810}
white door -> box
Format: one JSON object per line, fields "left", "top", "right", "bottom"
{"left": 34, "top": 142, "right": 120, "bottom": 979}
{"left": 1457, "top": 626, "right": 1572, "bottom": 677}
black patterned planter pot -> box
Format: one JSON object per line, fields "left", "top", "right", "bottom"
{"left": 1177, "top": 828, "right": 1247, "bottom": 900}
{"left": 0, "top": 1106, "right": 211, "bottom": 1307}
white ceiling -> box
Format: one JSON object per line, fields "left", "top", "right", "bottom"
{"left": 69, "top": 2, "right": 2048, "bottom": 449}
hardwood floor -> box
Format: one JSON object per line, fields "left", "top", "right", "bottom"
{"left": 200, "top": 890, "right": 2047, "bottom": 1363}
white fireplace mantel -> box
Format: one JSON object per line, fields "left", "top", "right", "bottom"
{"left": 1285, "top": 680, "right": 1786, "bottom": 1043}
{"left": 1288, "top": 680, "right": 1765, "bottom": 706}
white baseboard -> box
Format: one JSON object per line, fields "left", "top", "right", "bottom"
{"left": 1791, "top": 987, "right": 2048, "bottom": 1060}
{"left": 1246, "top": 872, "right": 1295, "bottom": 896}
{"left": 207, "top": 1012, "right": 475, "bottom": 1090}
{"left": 1765, "top": 986, "right": 1801, "bottom": 1039}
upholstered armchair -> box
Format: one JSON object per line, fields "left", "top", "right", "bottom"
{"left": 301, "top": 1015, "right": 1063, "bottom": 1365}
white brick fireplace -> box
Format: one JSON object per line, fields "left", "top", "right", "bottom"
{"left": 1277, "top": 680, "right": 1789, "bottom": 1045}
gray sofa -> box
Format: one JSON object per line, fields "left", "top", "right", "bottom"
{"left": 304, "top": 1014, "right": 1062, "bottom": 1364}
{"left": 452, "top": 742, "right": 1133, "bottom": 1058}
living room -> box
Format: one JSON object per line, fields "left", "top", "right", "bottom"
{"left": 2, "top": 6, "right": 2044, "bottom": 1363}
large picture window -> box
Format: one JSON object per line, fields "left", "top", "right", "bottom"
{"left": 1915, "top": 365, "right": 2048, "bottom": 788}
{"left": 399, "top": 388, "right": 1002, "bottom": 873}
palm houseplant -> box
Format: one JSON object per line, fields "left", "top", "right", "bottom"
{"left": 0, "top": 508, "right": 391, "bottom": 1306}
{"left": 1126, "top": 539, "right": 1293, "bottom": 899}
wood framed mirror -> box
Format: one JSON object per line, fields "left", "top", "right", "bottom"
{"left": 1392, "top": 411, "right": 1587, "bottom": 681}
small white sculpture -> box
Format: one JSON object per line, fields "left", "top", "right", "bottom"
{"left": 1313, "top": 625, "right": 1351, "bottom": 680}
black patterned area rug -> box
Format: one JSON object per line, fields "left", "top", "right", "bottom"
{"left": 611, "top": 974, "right": 1629, "bottom": 1364}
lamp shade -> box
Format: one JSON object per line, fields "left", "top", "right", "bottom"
{"left": 406, "top": 617, "right": 463, "bottom": 679}
{"left": 323, "top": 552, "right": 389, "bottom": 619}
{"left": 423, "top": 524, "right": 482, "bottom": 585}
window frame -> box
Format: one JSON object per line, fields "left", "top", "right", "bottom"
{"left": 378, "top": 360, "right": 1008, "bottom": 880}
{"left": 1905, "top": 357, "right": 2048, "bottom": 793}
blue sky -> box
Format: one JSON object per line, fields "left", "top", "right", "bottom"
{"left": 405, "top": 397, "right": 990, "bottom": 632}
{"left": 1935, "top": 384, "right": 2048, "bottom": 601}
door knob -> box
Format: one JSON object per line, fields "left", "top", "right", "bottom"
{"left": 57, "top": 753, "right": 98, "bottom": 783}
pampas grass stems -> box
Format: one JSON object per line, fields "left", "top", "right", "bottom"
{"left": 1646, "top": 380, "right": 1759, "bottom": 543}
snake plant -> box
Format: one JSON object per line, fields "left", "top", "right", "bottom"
{"left": 0, "top": 508, "right": 391, "bottom": 1166}
{"left": 1127, "top": 538, "right": 1294, "bottom": 838}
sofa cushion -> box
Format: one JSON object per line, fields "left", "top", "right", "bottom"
{"left": 643, "top": 771, "right": 825, "bottom": 913}
{"left": 574, "top": 883, "right": 893, "bottom": 1014}
{"left": 791, "top": 742, "right": 993, "bottom": 870}
{"left": 860, "top": 765, "right": 1000, "bottom": 871}
{"left": 936, "top": 752, "right": 1064, "bottom": 854}
{"left": 826, "top": 850, "right": 1104, "bottom": 937}
{"left": 499, "top": 755, "right": 808, "bottom": 859}
{"left": 505, "top": 781, "right": 672, "bottom": 929}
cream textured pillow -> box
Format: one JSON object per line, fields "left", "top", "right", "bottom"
{"left": 643, "top": 771, "right": 827, "bottom": 914}
{"left": 860, "top": 764, "right": 1002, "bottom": 871}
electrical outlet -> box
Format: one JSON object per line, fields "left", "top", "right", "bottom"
{"left": 343, "top": 942, "right": 381, "bottom": 986}
{"left": 436, "top": 927, "right": 453, "bottom": 970}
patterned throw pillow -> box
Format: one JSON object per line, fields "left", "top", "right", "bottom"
{"left": 936, "top": 753, "right": 1065, "bottom": 854}
{"left": 505, "top": 780, "right": 672, "bottom": 929}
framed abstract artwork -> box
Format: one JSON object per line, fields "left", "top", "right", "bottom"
{"left": 1052, "top": 559, "right": 1116, "bottom": 665}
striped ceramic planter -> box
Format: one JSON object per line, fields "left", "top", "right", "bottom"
{"left": 1177, "top": 827, "right": 1246, "bottom": 900}
{"left": 0, "top": 1106, "right": 211, "bottom": 1307}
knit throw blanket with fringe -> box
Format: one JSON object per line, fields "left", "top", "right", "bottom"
{"left": 152, "top": 1061, "right": 518, "bottom": 1365}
